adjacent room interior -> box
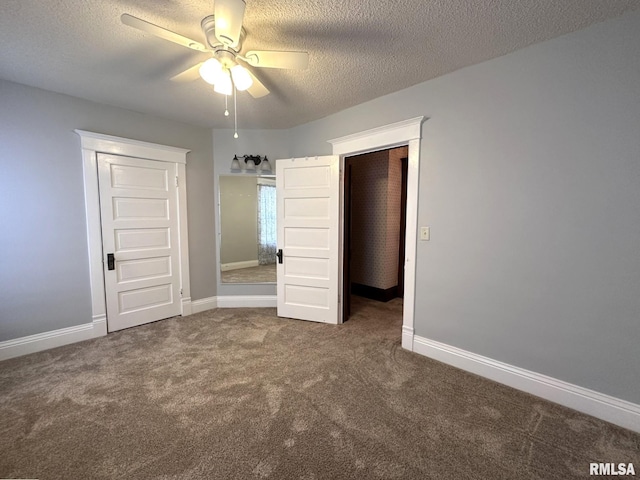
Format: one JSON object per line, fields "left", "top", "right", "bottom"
{"left": 343, "top": 146, "right": 408, "bottom": 321}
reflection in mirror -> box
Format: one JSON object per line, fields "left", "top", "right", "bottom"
{"left": 219, "top": 175, "right": 277, "bottom": 283}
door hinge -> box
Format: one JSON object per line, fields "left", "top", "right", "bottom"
{"left": 175, "top": 176, "right": 179, "bottom": 187}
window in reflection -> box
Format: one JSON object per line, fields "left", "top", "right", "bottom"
{"left": 257, "top": 182, "right": 277, "bottom": 265}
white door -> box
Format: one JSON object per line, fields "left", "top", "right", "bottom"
{"left": 276, "top": 156, "right": 340, "bottom": 323}
{"left": 98, "top": 153, "right": 182, "bottom": 332}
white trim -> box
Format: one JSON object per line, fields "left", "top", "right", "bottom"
{"left": 191, "top": 296, "right": 218, "bottom": 314}
{"left": 177, "top": 162, "right": 191, "bottom": 311}
{"left": 92, "top": 314, "right": 108, "bottom": 337}
{"left": 412, "top": 335, "right": 640, "bottom": 433}
{"left": 74, "top": 130, "right": 189, "bottom": 163}
{"left": 403, "top": 137, "right": 421, "bottom": 339}
{"left": 181, "top": 297, "right": 193, "bottom": 316}
{"left": 402, "top": 326, "right": 414, "bottom": 350}
{"left": 328, "top": 116, "right": 425, "bottom": 332}
{"left": 190, "top": 295, "right": 278, "bottom": 312}
{"left": 75, "top": 130, "right": 192, "bottom": 333}
{"left": 220, "top": 260, "right": 260, "bottom": 272}
{"left": 0, "top": 317, "right": 106, "bottom": 361}
{"left": 217, "top": 295, "right": 277, "bottom": 308}
{"left": 80, "top": 146, "right": 107, "bottom": 325}
{"left": 328, "top": 116, "right": 424, "bottom": 155}
{"left": 257, "top": 177, "right": 276, "bottom": 186}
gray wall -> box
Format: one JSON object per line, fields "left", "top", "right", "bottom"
{"left": 287, "top": 9, "right": 640, "bottom": 404}
{"left": 219, "top": 176, "right": 258, "bottom": 265}
{"left": 0, "top": 80, "right": 216, "bottom": 341}
{"left": 213, "top": 128, "right": 290, "bottom": 296}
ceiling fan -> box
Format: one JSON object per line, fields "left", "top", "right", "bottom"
{"left": 121, "top": 0, "right": 309, "bottom": 99}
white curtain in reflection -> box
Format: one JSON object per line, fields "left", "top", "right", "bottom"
{"left": 257, "top": 184, "right": 277, "bottom": 265}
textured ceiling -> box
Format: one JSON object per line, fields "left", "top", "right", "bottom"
{"left": 1, "top": 0, "right": 639, "bottom": 129}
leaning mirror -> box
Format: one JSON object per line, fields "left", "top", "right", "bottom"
{"left": 219, "top": 175, "right": 277, "bottom": 283}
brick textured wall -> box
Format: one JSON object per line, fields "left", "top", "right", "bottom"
{"left": 350, "top": 146, "right": 407, "bottom": 290}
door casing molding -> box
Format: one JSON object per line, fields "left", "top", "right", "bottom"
{"left": 328, "top": 116, "right": 425, "bottom": 348}
{"left": 75, "top": 130, "right": 192, "bottom": 336}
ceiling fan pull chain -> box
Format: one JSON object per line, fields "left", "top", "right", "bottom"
{"left": 233, "top": 86, "right": 239, "bottom": 139}
{"left": 225, "top": 95, "right": 229, "bottom": 117}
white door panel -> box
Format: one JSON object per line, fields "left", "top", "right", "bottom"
{"left": 118, "top": 284, "right": 174, "bottom": 314}
{"left": 115, "top": 228, "right": 171, "bottom": 252}
{"left": 116, "top": 256, "right": 172, "bottom": 283}
{"left": 98, "top": 153, "right": 181, "bottom": 332}
{"left": 284, "top": 257, "right": 330, "bottom": 279}
{"left": 276, "top": 156, "right": 339, "bottom": 324}
{"left": 283, "top": 197, "right": 330, "bottom": 218}
{"left": 284, "top": 227, "right": 330, "bottom": 249}
{"left": 112, "top": 197, "right": 170, "bottom": 220}
{"left": 110, "top": 163, "right": 169, "bottom": 190}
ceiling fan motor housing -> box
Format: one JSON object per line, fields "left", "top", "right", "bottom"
{"left": 201, "top": 15, "right": 246, "bottom": 52}
{"left": 217, "top": 49, "right": 239, "bottom": 69}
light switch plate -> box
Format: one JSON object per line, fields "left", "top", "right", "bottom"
{"left": 420, "top": 226, "right": 430, "bottom": 241}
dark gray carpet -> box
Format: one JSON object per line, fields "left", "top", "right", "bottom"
{"left": 220, "top": 263, "right": 276, "bottom": 283}
{"left": 1, "top": 297, "right": 638, "bottom": 479}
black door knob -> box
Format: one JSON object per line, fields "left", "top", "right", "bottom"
{"left": 107, "top": 253, "right": 115, "bottom": 271}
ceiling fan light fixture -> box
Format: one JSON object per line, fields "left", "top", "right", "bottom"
{"left": 213, "top": 69, "right": 233, "bottom": 95}
{"left": 199, "top": 58, "right": 223, "bottom": 85}
{"left": 230, "top": 64, "right": 253, "bottom": 91}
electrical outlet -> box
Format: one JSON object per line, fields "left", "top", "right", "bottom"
{"left": 420, "top": 226, "right": 430, "bottom": 241}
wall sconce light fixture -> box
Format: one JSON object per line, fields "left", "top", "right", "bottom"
{"left": 231, "top": 155, "right": 271, "bottom": 173}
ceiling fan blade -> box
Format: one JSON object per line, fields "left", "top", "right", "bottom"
{"left": 244, "top": 51, "right": 309, "bottom": 70}
{"left": 170, "top": 62, "right": 205, "bottom": 82}
{"left": 121, "top": 14, "right": 206, "bottom": 52}
{"left": 214, "top": 0, "right": 246, "bottom": 48}
{"left": 245, "top": 70, "right": 269, "bottom": 98}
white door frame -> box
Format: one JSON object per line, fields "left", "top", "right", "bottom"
{"left": 328, "top": 116, "right": 425, "bottom": 350}
{"left": 76, "top": 130, "right": 192, "bottom": 336}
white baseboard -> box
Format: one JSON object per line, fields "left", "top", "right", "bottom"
{"left": 217, "top": 295, "right": 277, "bottom": 308}
{"left": 0, "top": 294, "right": 275, "bottom": 361}
{"left": 191, "top": 296, "right": 218, "bottom": 314}
{"left": 190, "top": 295, "right": 277, "bottom": 313}
{"left": 0, "top": 315, "right": 106, "bottom": 361}
{"left": 93, "top": 314, "right": 107, "bottom": 336}
{"left": 402, "top": 325, "right": 414, "bottom": 350}
{"left": 220, "top": 260, "right": 259, "bottom": 272}
{"left": 411, "top": 335, "right": 640, "bottom": 433}
{"left": 181, "top": 297, "right": 192, "bottom": 316}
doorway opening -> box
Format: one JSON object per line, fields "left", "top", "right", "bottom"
{"left": 343, "top": 146, "right": 409, "bottom": 321}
